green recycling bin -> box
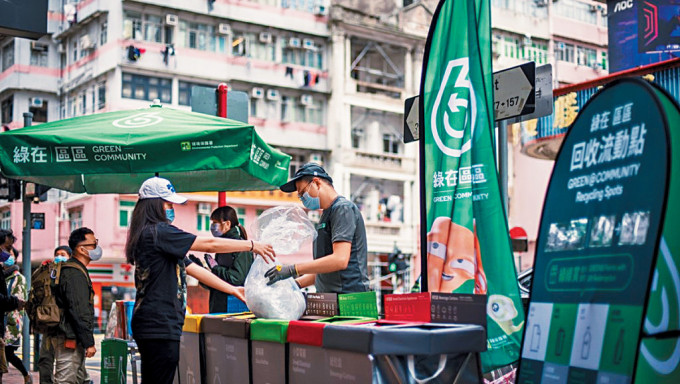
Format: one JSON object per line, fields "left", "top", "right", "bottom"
{"left": 100, "top": 338, "right": 128, "bottom": 384}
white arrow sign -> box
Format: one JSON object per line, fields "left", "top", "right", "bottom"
{"left": 493, "top": 63, "right": 535, "bottom": 120}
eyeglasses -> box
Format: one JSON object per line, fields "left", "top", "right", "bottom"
{"left": 79, "top": 239, "right": 99, "bottom": 248}
{"left": 297, "top": 181, "right": 313, "bottom": 199}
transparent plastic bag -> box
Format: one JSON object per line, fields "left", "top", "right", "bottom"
{"left": 249, "top": 205, "right": 317, "bottom": 255}
{"left": 244, "top": 257, "right": 306, "bottom": 320}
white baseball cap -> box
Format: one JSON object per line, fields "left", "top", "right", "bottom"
{"left": 138, "top": 177, "right": 187, "bottom": 204}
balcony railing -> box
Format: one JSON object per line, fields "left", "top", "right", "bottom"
{"left": 346, "top": 149, "right": 416, "bottom": 173}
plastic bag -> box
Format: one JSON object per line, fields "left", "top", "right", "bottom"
{"left": 249, "top": 205, "right": 317, "bottom": 255}
{"left": 244, "top": 205, "right": 316, "bottom": 319}
{"left": 244, "top": 257, "right": 306, "bottom": 320}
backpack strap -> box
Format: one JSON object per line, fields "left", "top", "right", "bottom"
{"left": 55, "top": 261, "right": 91, "bottom": 286}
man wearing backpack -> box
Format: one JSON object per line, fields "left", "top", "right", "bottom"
{"left": 52, "top": 228, "right": 100, "bottom": 383}
{"left": 0, "top": 229, "right": 24, "bottom": 383}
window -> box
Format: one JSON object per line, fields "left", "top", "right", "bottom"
{"left": 97, "top": 82, "right": 106, "bottom": 110}
{"left": 281, "top": 95, "right": 292, "bottom": 122}
{"left": 68, "top": 96, "right": 76, "bottom": 117}
{"left": 383, "top": 134, "right": 401, "bottom": 154}
{"left": 197, "top": 213, "right": 211, "bottom": 231}
{"left": 119, "top": 200, "right": 135, "bottom": 228}
{"left": 282, "top": 0, "right": 316, "bottom": 12}
{"left": 2, "top": 42, "right": 14, "bottom": 71}
{"left": 250, "top": 98, "right": 259, "bottom": 118}
{"left": 1, "top": 97, "right": 12, "bottom": 124}
{"left": 251, "top": 34, "right": 276, "bottom": 62}
{"left": 232, "top": 33, "right": 249, "bottom": 57}
{"left": 351, "top": 128, "right": 363, "bottom": 149}
{"left": 281, "top": 38, "right": 324, "bottom": 69}
{"left": 556, "top": 42, "right": 574, "bottom": 63}
{"left": 72, "top": 40, "right": 78, "bottom": 63}
{"left": 554, "top": 0, "right": 598, "bottom": 25}
{"left": 69, "top": 210, "right": 83, "bottom": 232}
{"left": 30, "top": 44, "right": 49, "bottom": 67}
{"left": 124, "top": 12, "right": 170, "bottom": 44}
{"left": 121, "top": 73, "right": 172, "bottom": 103}
{"left": 0, "top": 210, "right": 10, "bottom": 230}
{"left": 302, "top": 97, "right": 323, "bottom": 125}
{"left": 100, "top": 20, "right": 108, "bottom": 46}
{"left": 288, "top": 154, "right": 306, "bottom": 178}
{"left": 577, "top": 46, "right": 597, "bottom": 67}
{"left": 237, "top": 208, "right": 245, "bottom": 226}
{"left": 178, "top": 21, "right": 216, "bottom": 52}
{"left": 29, "top": 100, "right": 48, "bottom": 123}
{"left": 78, "top": 92, "right": 86, "bottom": 115}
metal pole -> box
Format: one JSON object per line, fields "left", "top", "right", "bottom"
{"left": 217, "top": 83, "right": 228, "bottom": 208}
{"left": 499, "top": 120, "right": 509, "bottom": 216}
{"left": 21, "top": 112, "right": 33, "bottom": 369}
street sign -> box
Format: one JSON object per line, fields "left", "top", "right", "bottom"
{"left": 31, "top": 213, "right": 45, "bottom": 230}
{"left": 190, "top": 86, "right": 249, "bottom": 123}
{"left": 403, "top": 95, "right": 419, "bottom": 143}
{"left": 505, "top": 64, "right": 553, "bottom": 124}
{"left": 493, "top": 62, "right": 535, "bottom": 121}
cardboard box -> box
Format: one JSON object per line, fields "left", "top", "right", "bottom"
{"left": 178, "top": 314, "right": 205, "bottom": 384}
{"left": 250, "top": 319, "right": 290, "bottom": 384}
{"left": 338, "top": 292, "right": 378, "bottom": 319}
{"left": 202, "top": 315, "right": 253, "bottom": 384}
{"left": 303, "top": 292, "right": 338, "bottom": 317}
{"left": 384, "top": 292, "right": 487, "bottom": 328}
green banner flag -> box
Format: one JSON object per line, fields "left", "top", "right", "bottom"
{"left": 419, "top": 0, "right": 525, "bottom": 371}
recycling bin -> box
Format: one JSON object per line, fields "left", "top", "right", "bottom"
{"left": 322, "top": 322, "right": 487, "bottom": 384}
{"left": 250, "top": 319, "right": 291, "bottom": 384}
{"left": 175, "top": 314, "right": 205, "bottom": 384}
{"left": 201, "top": 313, "right": 255, "bottom": 384}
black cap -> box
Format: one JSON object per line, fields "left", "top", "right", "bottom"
{"left": 280, "top": 163, "right": 333, "bottom": 193}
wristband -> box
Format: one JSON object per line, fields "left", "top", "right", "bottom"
{"left": 250, "top": 240, "right": 254, "bottom": 252}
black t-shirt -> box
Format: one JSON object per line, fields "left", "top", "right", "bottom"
{"left": 130, "top": 222, "right": 196, "bottom": 341}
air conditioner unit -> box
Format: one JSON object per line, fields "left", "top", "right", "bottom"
{"left": 31, "top": 42, "right": 48, "bottom": 52}
{"left": 313, "top": 5, "right": 328, "bottom": 16}
{"left": 197, "top": 203, "right": 212, "bottom": 215}
{"left": 309, "top": 153, "right": 323, "bottom": 164}
{"left": 302, "top": 38, "right": 315, "bottom": 50}
{"left": 251, "top": 87, "right": 264, "bottom": 99}
{"left": 589, "top": 4, "right": 598, "bottom": 13}
{"left": 266, "top": 89, "right": 280, "bottom": 100}
{"left": 30, "top": 98, "right": 43, "bottom": 108}
{"left": 218, "top": 23, "right": 232, "bottom": 35}
{"left": 556, "top": 42, "right": 566, "bottom": 50}
{"left": 80, "top": 35, "right": 94, "bottom": 50}
{"left": 492, "top": 36, "right": 501, "bottom": 57}
{"left": 259, "top": 32, "right": 272, "bottom": 44}
{"left": 300, "top": 94, "right": 313, "bottom": 106}
{"left": 288, "top": 37, "right": 301, "bottom": 48}
{"left": 589, "top": 60, "right": 601, "bottom": 70}
{"left": 165, "top": 14, "right": 179, "bottom": 26}
{"left": 522, "top": 36, "right": 532, "bottom": 47}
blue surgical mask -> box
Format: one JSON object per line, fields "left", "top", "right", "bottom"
{"left": 54, "top": 256, "right": 68, "bottom": 263}
{"left": 87, "top": 245, "right": 103, "bottom": 261}
{"left": 0, "top": 250, "right": 10, "bottom": 263}
{"left": 166, "top": 208, "right": 175, "bottom": 223}
{"left": 4, "top": 255, "right": 15, "bottom": 267}
{"left": 210, "top": 223, "right": 223, "bottom": 238}
{"left": 300, "top": 192, "right": 320, "bottom": 210}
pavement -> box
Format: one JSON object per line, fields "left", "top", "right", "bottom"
{"left": 5, "top": 334, "right": 141, "bottom": 384}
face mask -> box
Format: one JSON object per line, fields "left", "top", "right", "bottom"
{"left": 300, "top": 192, "right": 320, "bottom": 210}
{"left": 54, "top": 256, "right": 68, "bottom": 263}
{"left": 0, "top": 250, "right": 10, "bottom": 263}
{"left": 4, "top": 255, "right": 14, "bottom": 267}
{"left": 166, "top": 208, "right": 175, "bottom": 223}
{"left": 87, "top": 245, "right": 103, "bottom": 261}
{"left": 210, "top": 223, "right": 223, "bottom": 238}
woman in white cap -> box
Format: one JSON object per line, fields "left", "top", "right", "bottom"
{"left": 125, "top": 176, "right": 275, "bottom": 384}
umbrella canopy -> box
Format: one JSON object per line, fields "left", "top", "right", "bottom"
{"left": 0, "top": 105, "right": 291, "bottom": 193}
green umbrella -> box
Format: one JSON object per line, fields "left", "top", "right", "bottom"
{"left": 0, "top": 105, "right": 291, "bottom": 193}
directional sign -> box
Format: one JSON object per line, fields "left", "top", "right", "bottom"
{"left": 493, "top": 62, "right": 535, "bottom": 121}
{"left": 403, "top": 95, "right": 419, "bottom": 143}
{"left": 506, "top": 64, "right": 553, "bottom": 124}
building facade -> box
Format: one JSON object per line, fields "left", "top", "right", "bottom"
{"left": 0, "top": 0, "right": 608, "bottom": 322}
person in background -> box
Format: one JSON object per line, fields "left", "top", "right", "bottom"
{"left": 267, "top": 163, "right": 370, "bottom": 293}
{"left": 53, "top": 228, "right": 100, "bottom": 383}
{"left": 126, "top": 176, "right": 275, "bottom": 384}
{"left": 3, "top": 247, "right": 31, "bottom": 383}
{"left": 192, "top": 206, "right": 253, "bottom": 313}
{"left": 39, "top": 246, "right": 92, "bottom": 384}
{"left": 0, "top": 229, "right": 24, "bottom": 384}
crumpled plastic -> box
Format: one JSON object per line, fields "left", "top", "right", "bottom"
{"left": 244, "top": 205, "right": 316, "bottom": 320}
{"left": 245, "top": 257, "right": 306, "bottom": 320}
{"left": 249, "top": 205, "right": 317, "bottom": 255}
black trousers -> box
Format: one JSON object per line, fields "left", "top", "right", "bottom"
{"left": 5, "top": 345, "right": 28, "bottom": 377}
{"left": 136, "top": 338, "right": 180, "bottom": 384}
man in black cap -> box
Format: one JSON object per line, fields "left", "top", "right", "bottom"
{"left": 266, "top": 163, "right": 370, "bottom": 293}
